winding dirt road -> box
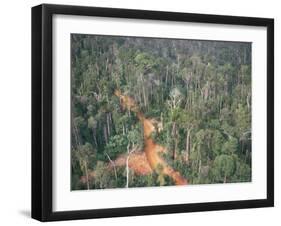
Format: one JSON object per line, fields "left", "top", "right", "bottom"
{"left": 115, "top": 90, "right": 188, "bottom": 185}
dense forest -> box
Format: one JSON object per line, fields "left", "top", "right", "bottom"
{"left": 71, "top": 34, "right": 252, "bottom": 190}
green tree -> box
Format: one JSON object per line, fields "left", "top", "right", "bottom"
{"left": 212, "top": 155, "right": 236, "bottom": 183}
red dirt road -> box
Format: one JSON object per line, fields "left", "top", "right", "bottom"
{"left": 116, "top": 91, "right": 188, "bottom": 185}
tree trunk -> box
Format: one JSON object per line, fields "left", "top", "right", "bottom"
{"left": 246, "top": 93, "right": 250, "bottom": 110}
{"left": 103, "top": 125, "right": 108, "bottom": 144}
{"left": 141, "top": 73, "right": 147, "bottom": 108}
{"left": 105, "top": 57, "right": 109, "bottom": 73}
{"left": 92, "top": 128, "right": 98, "bottom": 147}
{"left": 125, "top": 143, "right": 137, "bottom": 188}
{"left": 84, "top": 161, "right": 90, "bottom": 190}
{"left": 72, "top": 113, "right": 81, "bottom": 148}
{"left": 185, "top": 128, "right": 191, "bottom": 162}
{"left": 105, "top": 152, "right": 117, "bottom": 182}
{"left": 106, "top": 113, "right": 111, "bottom": 137}
{"left": 174, "top": 134, "right": 178, "bottom": 160}
{"left": 165, "top": 65, "right": 169, "bottom": 87}
{"left": 198, "top": 159, "right": 202, "bottom": 182}
{"left": 126, "top": 154, "right": 130, "bottom": 188}
{"left": 172, "top": 122, "right": 177, "bottom": 160}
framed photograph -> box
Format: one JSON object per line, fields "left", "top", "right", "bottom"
{"left": 32, "top": 4, "right": 274, "bottom": 221}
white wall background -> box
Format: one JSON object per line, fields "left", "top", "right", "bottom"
{"left": 0, "top": 0, "right": 279, "bottom": 225}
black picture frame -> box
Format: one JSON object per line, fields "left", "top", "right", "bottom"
{"left": 32, "top": 3, "right": 274, "bottom": 222}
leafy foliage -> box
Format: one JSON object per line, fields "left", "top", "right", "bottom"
{"left": 71, "top": 34, "right": 252, "bottom": 190}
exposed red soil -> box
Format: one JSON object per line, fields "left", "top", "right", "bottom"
{"left": 80, "top": 91, "right": 188, "bottom": 186}
{"left": 114, "top": 151, "right": 152, "bottom": 175}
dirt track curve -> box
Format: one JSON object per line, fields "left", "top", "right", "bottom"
{"left": 115, "top": 90, "right": 188, "bottom": 185}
